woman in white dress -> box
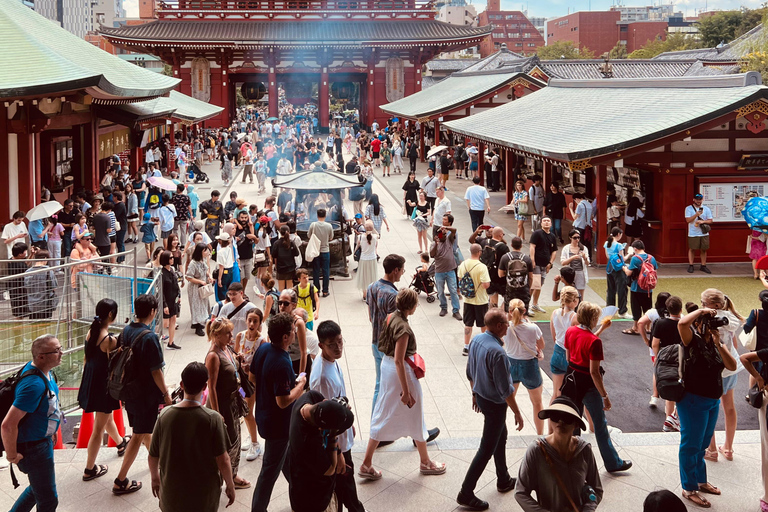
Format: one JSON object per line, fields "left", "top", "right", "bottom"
{"left": 359, "top": 289, "right": 447, "bottom": 480}
{"left": 355, "top": 220, "right": 378, "bottom": 299}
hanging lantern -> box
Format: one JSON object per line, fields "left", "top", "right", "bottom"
{"left": 331, "top": 82, "right": 353, "bottom": 100}
{"left": 240, "top": 82, "right": 266, "bottom": 101}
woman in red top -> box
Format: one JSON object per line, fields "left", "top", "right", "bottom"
{"left": 561, "top": 302, "right": 632, "bottom": 473}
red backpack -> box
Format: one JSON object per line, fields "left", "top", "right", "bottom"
{"left": 634, "top": 254, "right": 657, "bottom": 294}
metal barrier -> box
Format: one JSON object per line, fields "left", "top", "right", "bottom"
{"left": 0, "top": 248, "right": 163, "bottom": 413}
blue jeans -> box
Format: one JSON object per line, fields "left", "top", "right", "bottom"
{"left": 552, "top": 218, "right": 562, "bottom": 240}
{"left": 460, "top": 395, "right": 511, "bottom": 496}
{"left": 677, "top": 392, "right": 720, "bottom": 491}
{"left": 61, "top": 235, "right": 72, "bottom": 262}
{"left": 580, "top": 387, "right": 624, "bottom": 471}
{"left": 313, "top": 251, "right": 330, "bottom": 294}
{"left": 435, "top": 270, "right": 460, "bottom": 313}
{"left": 12, "top": 438, "right": 58, "bottom": 512}
{"left": 371, "top": 343, "right": 385, "bottom": 415}
{"left": 251, "top": 437, "right": 290, "bottom": 512}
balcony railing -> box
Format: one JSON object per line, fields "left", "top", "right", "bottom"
{"left": 158, "top": 0, "right": 436, "bottom": 14}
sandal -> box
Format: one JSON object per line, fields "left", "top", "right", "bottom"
{"left": 704, "top": 449, "right": 718, "bottom": 462}
{"left": 234, "top": 478, "right": 251, "bottom": 489}
{"left": 698, "top": 483, "right": 721, "bottom": 495}
{"left": 116, "top": 435, "right": 131, "bottom": 457}
{"left": 112, "top": 477, "right": 142, "bottom": 495}
{"left": 83, "top": 464, "right": 108, "bottom": 481}
{"left": 622, "top": 329, "right": 639, "bottom": 335}
{"left": 419, "top": 460, "right": 447, "bottom": 476}
{"left": 717, "top": 446, "right": 733, "bottom": 461}
{"left": 358, "top": 464, "right": 382, "bottom": 481}
{"left": 682, "top": 490, "right": 711, "bottom": 508}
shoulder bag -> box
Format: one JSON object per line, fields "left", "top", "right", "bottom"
{"left": 536, "top": 440, "right": 580, "bottom": 512}
{"left": 517, "top": 193, "right": 530, "bottom": 216}
{"left": 739, "top": 310, "right": 758, "bottom": 351}
{"left": 385, "top": 313, "right": 426, "bottom": 379}
{"left": 198, "top": 283, "right": 215, "bottom": 300}
{"left": 508, "top": 324, "right": 543, "bottom": 360}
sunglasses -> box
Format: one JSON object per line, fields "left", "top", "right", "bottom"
{"left": 571, "top": 236, "right": 580, "bottom": 240}
{"left": 548, "top": 412, "right": 578, "bottom": 425}
{"left": 278, "top": 300, "right": 293, "bottom": 307}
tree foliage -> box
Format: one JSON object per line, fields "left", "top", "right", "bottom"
{"left": 698, "top": 8, "right": 766, "bottom": 48}
{"left": 537, "top": 40, "right": 595, "bottom": 60}
{"left": 608, "top": 41, "right": 628, "bottom": 59}
{"left": 628, "top": 32, "right": 702, "bottom": 59}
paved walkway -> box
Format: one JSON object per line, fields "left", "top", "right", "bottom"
{"left": 0, "top": 156, "right": 761, "bottom": 512}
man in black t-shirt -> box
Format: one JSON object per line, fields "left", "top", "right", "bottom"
{"left": 288, "top": 390, "right": 354, "bottom": 512}
{"left": 234, "top": 211, "right": 256, "bottom": 289}
{"left": 651, "top": 295, "right": 683, "bottom": 424}
{"left": 57, "top": 199, "right": 77, "bottom": 259}
{"left": 528, "top": 217, "right": 558, "bottom": 313}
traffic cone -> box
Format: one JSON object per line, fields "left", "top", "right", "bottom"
{"left": 75, "top": 412, "right": 94, "bottom": 449}
{"left": 107, "top": 405, "right": 126, "bottom": 448}
{"left": 53, "top": 424, "right": 64, "bottom": 450}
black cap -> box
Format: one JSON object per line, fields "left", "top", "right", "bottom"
{"left": 694, "top": 193, "right": 703, "bottom": 200}
{"left": 311, "top": 398, "right": 354, "bottom": 432}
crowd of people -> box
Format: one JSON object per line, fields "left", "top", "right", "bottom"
{"left": 2, "top": 109, "right": 768, "bottom": 512}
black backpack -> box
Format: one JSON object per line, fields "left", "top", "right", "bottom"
{"left": 505, "top": 253, "right": 528, "bottom": 289}
{"left": 480, "top": 244, "right": 498, "bottom": 278}
{"left": 108, "top": 329, "right": 152, "bottom": 401}
{"left": 654, "top": 344, "right": 685, "bottom": 402}
{"left": 0, "top": 367, "right": 49, "bottom": 456}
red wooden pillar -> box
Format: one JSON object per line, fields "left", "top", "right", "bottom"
{"left": 17, "top": 133, "right": 35, "bottom": 213}
{"left": 596, "top": 164, "right": 608, "bottom": 265}
{"left": 478, "top": 141, "right": 485, "bottom": 187}
{"left": 505, "top": 149, "right": 514, "bottom": 204}
{"left": 0, "top": 105, "right": 9, "bottom": 220}
{"left": 434, "top": 119, "right": 440, "bottom": 146}
{"left": 34, "top": 132, "right": 41, "bottom": 202}
{"left": 366, "top": 62, "right": 375, "bottom": 131}
{"left": 319, "top": 69, "right": 329, "bottom": 133}
{"left": 83, "top": 119, "right": 97, "bottom": 192}
{"left": 268, "top": 69, "right": 278, "bottom": 119}
{"left": 168, "top": 126, "right": 176, "bottom": 174}
{"left": 130, "top": 145, "right": 141, "bottom": 176}
{"left": 221, "top": 63, "right": 231, "bottom": 127}
{"left": 419, "top": 122, "right": 425, "bottom": 163}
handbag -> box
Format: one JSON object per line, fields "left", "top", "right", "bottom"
{"left": 536, "top": 440, "right": 581, "bottom": 512}
{"left": 531, "top": 273, "right": 542, "bottom": 290}
{"left": 747, "top": 235, "right": 753, "bottom": 254}
{"left": 305, "top": 233, "right": 320, "bottom": 262}
{"left": 253, "top": 251, "right": 266, "bottom": 263}
{"left": 747, "top": 384, "right": 765, "bottom": 409}
{"left": 405, "top": 353, "right": 426, "bottom": 379}
{"left": 238, "top": 364, "right": 254, "bottom": 398}
{"left": 353, "top": 246, "right": 361, "bottom": 262}
{"left": 739, "top": 310, "right": 758, "bottom": 351}
{"left": 517, "top": 198, "right": 530, "bottom": 216}
{"left": 198, "top": 283, "right": 215, "bottom": 300}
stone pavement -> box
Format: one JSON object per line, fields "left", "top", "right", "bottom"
{"left": 0, "top": 156, "right": 761, "bottom": 512}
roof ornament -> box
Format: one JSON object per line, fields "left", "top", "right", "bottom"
{"left": 500, "top": 43, "right": 508, "bottom": 52}
{"left": 599, "top": 56, "right": 613, "bottom": 79}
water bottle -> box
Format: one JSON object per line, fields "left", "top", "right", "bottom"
{"left": 581, "top": 484, "right": 597, "bottom": 504}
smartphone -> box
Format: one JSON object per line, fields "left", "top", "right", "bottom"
{"left": 298, "top": 372, "right": 306, "bottom": 380}
{"left": 479, "top": 224, "right": 492, "bottom": 231}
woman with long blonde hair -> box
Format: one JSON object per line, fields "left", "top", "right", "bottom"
{"left": 700, "top": 288, "right": 745, "bottom": 463}
{"left": 549, "top": 287, "right": 580, "bottom": 404}
{"left": 505, "top": 299, "right": 546, "bottom": 434}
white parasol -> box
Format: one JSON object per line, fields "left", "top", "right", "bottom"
{"left": 147, "top": 176, "right": 178, "bottom": 191}
{"left": 427, "top": 145, "right": 448, "bottom": 158}
{"left": 26, "top": 201, "right": 63, "bottom": 221}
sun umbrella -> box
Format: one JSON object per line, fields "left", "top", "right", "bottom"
{"left": 392, "top": 117, "right": 399, "bottom": 122}
{"left": 295, "top": 115, "right": 306, "bottom": 119}
{"left": 147, "top": 176, "right": 178, "bottom": 191}
{"left": 427, "top": 145, "right": 448, "bottom": 158}
{"left": 26, "top": 201, "right": 63, "bottom": 221}
{"left": 267, "top": 117, "right": 279, "bottom": 122}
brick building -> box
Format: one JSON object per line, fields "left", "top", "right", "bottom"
{"left": 477, "top": 0, "right": 545, "bottom": 57}
{"left": 546, "top": 10, "right": 667, "bottom": 56}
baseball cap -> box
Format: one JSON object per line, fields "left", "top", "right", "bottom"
{"left": 694, "top": 193, "right": 703, "bottom": 200}
{"left": 311, "top": 397, "right": 355, "bottom": 433}
{"left": 354, "top": 213, "right": 363, "bottom": 219}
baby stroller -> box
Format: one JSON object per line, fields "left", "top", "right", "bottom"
{"left": 188, "top": 162, "right": 209, "bottom": 183}
{"left": 409, "top": 263, "right": 437, "bottom": 303}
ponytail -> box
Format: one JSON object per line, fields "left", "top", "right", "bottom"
{"left": 724, "top": 294, "right": 744, "bottom": 321}
{"left": 280, "top": 225, "right": 291, "bottom": 248}
{"left": 508, "top": 299, "right": 526, "bottom": 327}
{"left": 606, "top": 226, "right": 622, "bottom": 248}
{"left": 366, "top": 232, "right": 372, "bottom": 244}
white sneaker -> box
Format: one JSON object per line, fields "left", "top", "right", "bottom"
{"left": 649, "top": 396, "right": 662, "bottom": 408}
{"left": 619, "top": 312, "right": 633, "bottom": 319}
{"left": 241, "top": 435, "right": 251, "bottom": 451}
{"left": 531, "top": 304, "right": 546, "bottom": 313}
{"left": 246, "top": 442, "right": 262, "bottom": 461}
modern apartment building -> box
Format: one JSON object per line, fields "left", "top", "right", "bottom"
{"left": 477, "top": 0, "right": 546, "bottom": 57}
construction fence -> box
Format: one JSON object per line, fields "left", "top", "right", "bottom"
{"left": 0, "top": 248, "right": 163, "bottom": 412}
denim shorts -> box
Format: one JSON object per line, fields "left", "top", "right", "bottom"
{"left": 508, "top": 357, "right": 543, "bottom": 390}
{"left": 722, "top": 373, "right": 739, "bottom": 393}
{"left": 550, "top": 344, "right": 568, "bottom": 375}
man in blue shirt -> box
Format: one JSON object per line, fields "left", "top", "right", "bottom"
{"left": 2, "top": 334, "right": 63, "bottom": 512}
{"left": 28, "top": 219, "right": 48, "bottom": 251}
{"left": 458, "top": 309, "right": 524, "bottom": 510}
{"left": 685, "top": 192, "right": 713, "bottom": 274}
{"left": 250, "top": 312, "right": 307, "bottom": 512}
{"left": 464, "top": 177, "right": 491, "bottom": 232}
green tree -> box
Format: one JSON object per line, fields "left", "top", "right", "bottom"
{"left": 736, "top": 7, "right": 768, "bottom": 38}
{"left": 537, "top": 40, "right": 595, "bottom": 60}
{"left": 608, "top": 41, "right": 628, "bottom": 59}
{"left": 628, "top": 32, "right": 702, "bottom": 59}
{"left": 698, "top": 10, "right": 746, "bottom": 48}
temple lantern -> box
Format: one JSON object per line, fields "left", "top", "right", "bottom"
{"left": 331, "top": 82, "right": 353, "bottom": 100}
{"left": 240, "top": 82, "right": 266, "bottom": 102}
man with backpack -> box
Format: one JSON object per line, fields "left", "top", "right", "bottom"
{"left": 623, "top": 240, "right": 658, "bottom": 336}
{"left": 498, "top": 236, "right": 534, "bottom": 314}
{"left": 112, "top": 294, "right": 172, "bottom": 496}
{"left": 472, "top": 227, "right": 509, "bottom": 309}
{"left": 458, "top": 244, "right": 491, "bottom": 356}
{"left": 219, "top": 282, "right": 257, "bottom": 337}
{"left": 430, "top": 218, "right": 461, "bottom": 322}
{"left": 2, "top": 334, "right": 63, "bottom": 512}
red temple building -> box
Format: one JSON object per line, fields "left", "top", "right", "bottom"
{"left": 100, "top": 0, "right": 492, "bottom": 131}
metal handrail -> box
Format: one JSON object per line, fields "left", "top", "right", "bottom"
{"left": 0, "top": 250, "right": 137, "bottom": 282}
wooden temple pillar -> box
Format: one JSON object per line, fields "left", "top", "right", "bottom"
{"left": 268, "top": 69, "right": 278, "bottom": 119}
{"left": 319, "top": 69, "right": 329, "bottom": 133}
{"left": 0, "top": 105, "right": 9, "bottom": 220}
{"left": 168, "top": 126, "right": 176, "bottom": 174}
{"left": 83, "top": 119, "right": 98, "bottom": 192}
{"left": 366, "top": 58, "right": 375, "bottom": 131}
{"left": 595, "top": 164, "right": 608, "bottom": 265}
{"left": 433, "top": 119, "right": 440, "bottom": 146}
{"left": 17, "top": 133, "right": 35, "bottom": 213}
{"left": 478, "top": 141, "right": 485, "bottom": 187}
{"left": 419, "top": 122, "right": 425, "bottom": 162}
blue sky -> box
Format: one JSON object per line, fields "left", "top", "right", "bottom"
{"left": 123, "top": 0, "right": 765, "bottom": 20}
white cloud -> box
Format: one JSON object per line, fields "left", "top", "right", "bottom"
{"left": 124, "top": 0, "right": 139, "bottom": 18}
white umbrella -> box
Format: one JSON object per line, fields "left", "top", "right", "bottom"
{"left": 427, "top": 145, "right": 448, "bottom": 158}
{"left": 147, "top": 176, "right": 178, "bottom": 191}
{"left": 26, "top": 201, "right": 63, "bottom": 221}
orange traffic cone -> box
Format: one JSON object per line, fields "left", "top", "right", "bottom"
{"left": 75, "top": 412, "right": 94, "bottom": 449}
{"left": 53, "top": 424, "right": 64, "bottom": 450}
{"left": 107, "top": 405, "right": 126, "bottom": 448}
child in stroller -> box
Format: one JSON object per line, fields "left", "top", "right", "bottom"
{"left": 409, "top": 253, "right": 437, "bottom": 303}
{"left": 188, "top": 162, "right": 210, "bottom": 183}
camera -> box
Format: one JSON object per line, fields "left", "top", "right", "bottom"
{"left": 703, "top": 314, "right": 729, "bottom": 329}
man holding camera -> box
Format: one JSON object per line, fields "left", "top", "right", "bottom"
{"left": 685, "top": 193, "right": 713, "bottom": 274}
